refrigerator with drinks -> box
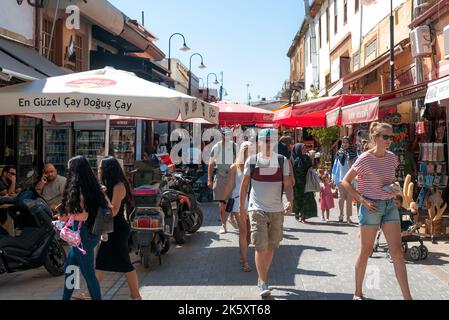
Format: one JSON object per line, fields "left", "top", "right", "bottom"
{"left": 110, "top": 120, "right": 136, "bottom": 182}
{"left": 43, "top": 124, "right": 72, "bottom": 176}
{"left": 75, "top": 130, "right": 105, "bottom": 175}
{"left": 17, "top": 117, "right": 38, "bottom": 182}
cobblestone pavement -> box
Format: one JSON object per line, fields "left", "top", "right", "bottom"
{"left": 1, "top": 201, "right": 448, "bottom": 300}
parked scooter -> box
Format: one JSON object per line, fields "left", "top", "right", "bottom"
{"left": 128, "top": 186, "right": 172, "bottom": 269}
{"left": 0, "top": 187, "right": 66, "bottom": 276}
{"left": 158, "top": 168, "right": 204, "bottom": 244}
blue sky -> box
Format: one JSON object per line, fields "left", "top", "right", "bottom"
{"left": 109, "top": 0, "right": 304, "bottom": 103}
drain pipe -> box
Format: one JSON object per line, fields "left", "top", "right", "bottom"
{"left": 47, "top": 0, "right": 60, "bottom": 60}
{"left": 303, "top": 0, "right": 319, "bottom": 90}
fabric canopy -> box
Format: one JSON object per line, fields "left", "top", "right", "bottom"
{"left": 273, "top": 94, "right": 376, "bottom": 127}
{"left": 212, "top": 101, "right": 274, "bottom": 126}
{"left": 0, "top": 67, "right": 219, "bottom": 124}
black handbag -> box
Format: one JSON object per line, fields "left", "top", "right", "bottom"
{"left": 92, "top": 205, "right": 114, "bottom": 236}
{"left": 225, "top": 198, "right": 236, "bottom": 213}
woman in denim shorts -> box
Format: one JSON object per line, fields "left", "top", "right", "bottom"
{"left": 341, "top": 122, "right": 412, "bottom": 300}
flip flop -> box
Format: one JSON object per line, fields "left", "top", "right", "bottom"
{"left": 72, "top": 291, "right": 91, "bottom": 300}
{"left": 242, "top": 262, "right": 252, "bottom": 272}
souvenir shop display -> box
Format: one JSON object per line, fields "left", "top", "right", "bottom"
{"left": 415, "top": 120, "right": 448, "bottom": 241}
{"left": 391, "top": 124, "right": 409, "bottom": 182}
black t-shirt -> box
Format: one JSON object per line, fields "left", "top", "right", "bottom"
{"left": 0, "top": 178, "right": 10, "bottom": 194}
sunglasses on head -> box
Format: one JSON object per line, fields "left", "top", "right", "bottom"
{"left": 380, "top": 135, "right": 394, "bottom": 141}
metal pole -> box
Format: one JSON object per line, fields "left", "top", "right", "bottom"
{"left": 220, "top": 72, "right": 224, "bottom": 101}
{"left": 105, "top": 115, "right": 110, "bottom": 156}
{"left": 207, "top": 76, "right": 209, "bottom": 102}
{"left": 188, "top": 57, "right": 193, "bottom": 96}
{"left": 390, "top": 0, "right": 395, "bottom": 92}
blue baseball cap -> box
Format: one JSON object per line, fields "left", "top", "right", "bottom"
{"left": 258, "top": 128, "right": 275, "bottom": 140}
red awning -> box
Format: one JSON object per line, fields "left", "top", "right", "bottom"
{"left": 273, "top": 94, "right": 376, "bottom": 127}
{"left": 340, "top": 82, "right": 429, "bottom": 125}
{"left": 341, "top": 97, "right": 380, "bottom": 125}
{"left": 212, "top": 101, "right": 274, "bottom": 126}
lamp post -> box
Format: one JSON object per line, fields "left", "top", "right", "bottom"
{"left": 219, "top": 72, "right": 224, "bottom": 101}
{"left": 188, "top": 53, "right": 206, "bottom": 96}
{"left": 389, "top": 0, "right": 395, "bottom": 92}
{"left": 206, "top": 73, "right": 219, "bottom": 102}
{"left": 168, "top": 33, "right": 190, "bottom": 81}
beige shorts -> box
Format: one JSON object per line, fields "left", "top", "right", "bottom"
{"left": 249, "top": 210, "right": 284, "bottom": 250}
{"left": 213, "top": 174, "right": 229, "bottom": 202}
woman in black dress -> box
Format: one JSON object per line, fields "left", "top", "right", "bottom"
{"left": 96, "top": 156, "right": 141, "bottom": 300}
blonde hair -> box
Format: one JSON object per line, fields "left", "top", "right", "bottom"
{"left": 369, "top": 122, "right": 392, "bottom": 145}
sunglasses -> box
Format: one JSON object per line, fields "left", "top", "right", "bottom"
{"left": 8, "top": 172, "right": 16, "bottom": 176}
{"left": 381, "top": 135, "right": 394, "bottom": 141}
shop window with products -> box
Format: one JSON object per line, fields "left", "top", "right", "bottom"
{"left": 415, "top": 105, "right": 448, "bottom": 242}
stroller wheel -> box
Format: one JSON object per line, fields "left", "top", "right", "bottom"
{"left": 409, "top": 246, "right": 421, "bottom": 261}
{"left": 419, "top": 245, "right": 428, "bottom": 260}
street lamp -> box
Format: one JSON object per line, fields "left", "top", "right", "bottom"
{"left": 188, "top": 53, "right": 206, "bottom": 96}
{"left": 206, "top": 72, "right": 219, "bottom": 102}
{"left": 168, "top": 33, "right": 190, "bottom": 80}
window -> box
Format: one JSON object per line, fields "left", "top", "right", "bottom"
{"left": 42, "top": 18, "right": 56, "bottom": 64}
{"left": 319, "top": 16, "right": 322, "bottom": 48}
{"left": 355, "top": 0, "right": 359, "bottom": 13}
{"left": 344, "top": 0, "right": 347, "bottom": 25}
{"left": 365, "top": 38, "right": 377, "bottom": 59}
{"left": 334, "top": 0, "right": 338, "bottom": 34}
{"left": 353, "top": 51, "right": 360, "bottom": 70}
{"left": 326, "top": 7, "right": 330, "bottom": 43}
{"left": 310, "top": 36, "right": 313, "bottom": 63}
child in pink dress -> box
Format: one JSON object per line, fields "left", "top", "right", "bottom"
{"left": 320, "top": 174, "right": 335, "bottom": 221}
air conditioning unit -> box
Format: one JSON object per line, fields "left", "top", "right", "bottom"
{"left": 410, "top": 26, "right": 432, "bottom": 58}
{"left": 444, "top": 25, "right": 449, "bottom": 59}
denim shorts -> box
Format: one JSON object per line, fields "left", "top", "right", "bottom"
{"left": 358, "top": 198, "right": 400, "bottom": 227}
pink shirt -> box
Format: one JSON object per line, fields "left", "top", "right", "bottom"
{"left": 352, "top": 151, "right": 398, "bottom": 200}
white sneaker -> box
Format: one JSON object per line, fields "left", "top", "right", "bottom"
{"left": 219, "top": 224, "right": 227, "bottom": 234}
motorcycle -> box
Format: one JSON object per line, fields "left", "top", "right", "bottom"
{"left": 0, "top": 186, "right": 67, "bottom": 276}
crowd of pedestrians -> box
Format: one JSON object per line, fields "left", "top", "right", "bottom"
{"left": 0, "top": 123, "right": 412, "bottom": 300}
{"left": 209, "top": 125, "right": 411, "bottom": 299}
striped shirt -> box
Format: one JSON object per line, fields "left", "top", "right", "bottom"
{"left": 352, "top": 151, "right": 398, "bottom": 200}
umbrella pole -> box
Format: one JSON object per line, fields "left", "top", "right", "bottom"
{"left": 105, "top": 115, "right": 110, "bottom": 156}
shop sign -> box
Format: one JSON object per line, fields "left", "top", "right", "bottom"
{"left": 326, "top": 108, "right": 340, "bottom": 127}
{"left": 425, "top": 76, "right": 449, "bottom": 104}
{"left": 341, "top": 97, "right": 379, "bottom": 125}
{"left": 110, "top": 120, "right": 136, "bottom": 127}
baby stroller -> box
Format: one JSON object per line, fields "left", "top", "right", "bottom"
{"left": 372, "top": 209, "right": 428, "bottom": 262}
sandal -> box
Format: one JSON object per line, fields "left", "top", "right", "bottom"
{"left": 72, "top": 291, "right": 91, "bottom": 300}
{"left": 242, "top": 262, "right": 252, "bottom": 272}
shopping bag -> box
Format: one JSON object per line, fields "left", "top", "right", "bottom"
{"left": 305, "top": 168, "right": 321, "bottom": 193}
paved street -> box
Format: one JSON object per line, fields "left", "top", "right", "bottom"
{"left": 0, "top": 201, "right": 449, "bottom": 300}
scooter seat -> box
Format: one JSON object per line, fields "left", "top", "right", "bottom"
{"left": 0, "top": 227, "right": 46, "bottom": 250}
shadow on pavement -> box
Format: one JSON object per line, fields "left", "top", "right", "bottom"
{"left": 138, "top": 243, "right": 334, "bottom": 287}
{"left": 268, "top": 287, "right": 355, "bottom": 300}
{"left": 283, "top": 227, "right": 348, "bottom": 235}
